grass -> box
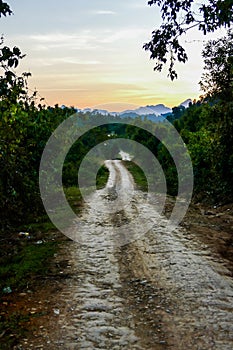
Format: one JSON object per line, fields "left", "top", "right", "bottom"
{"left": 0, "top": 220, "right": 59, "bottom": 348}
{"left": 123, "top": 160, "right": 148, "bottom": 192}
{"left": 0, "top": 312, "right": 31, "bottom": 349}
{"left": 19, "top": 217, "right": 57, "bottom": 234}
{"left": 0, "top": 168, "right": 109, "bottom": 294}
{"left": 63, "top": 166, "right": 109, "bottom": 213}
{"left": 64, "top": 186, "right": 83, "bottom": 214}
{"left": 0, "top": 162, "right": 129, "bottom": 300}
{"left": 96, "top": 165, "right": 110, "bottom": 189}
{"left": 0, "top": 182, "right": 87, "bottom": 348}
{"left": 0, "top": 241, "right": 58, "bottom": 294}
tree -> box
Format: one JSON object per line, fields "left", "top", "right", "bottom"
{"left": 0, "top": 39, "right": 33, "bottom": 104}
{"left": 143, "top": 0, "right": 233, "bottom": 80}
{"left": 199, "top": 29, "right": 233, "bottom": 101}
{"left": 0, "top": 0, "right": 12, "bottom": 17}
{"left": 0, "top": 1, "right": 33, "bottom": 105}
{"left": 167, "top": 105, "right": 185, "bottom": 123}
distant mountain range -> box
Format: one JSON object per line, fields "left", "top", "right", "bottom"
{"left": 63, "top": 99, "right": 192, "bottom": 121}
{"left": 119, "top": 103, "right": 172, "bottom": 116}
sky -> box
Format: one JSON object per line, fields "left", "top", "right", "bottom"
{"left": 1, "top": 0, "right": 227, "bottom": 111}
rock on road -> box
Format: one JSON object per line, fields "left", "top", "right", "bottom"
{"left": 22, "top": 160, "right": 233, "bottom": 350}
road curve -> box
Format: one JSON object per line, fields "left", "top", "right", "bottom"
{"left": 20, "top": 160, "right": 233, "bottom": 349}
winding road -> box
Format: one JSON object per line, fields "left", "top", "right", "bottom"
{"left": 22, "top": 160, "right": 233, "bottom": 349}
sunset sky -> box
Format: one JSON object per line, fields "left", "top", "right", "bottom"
{"left": 1, "top": 0, "right": 227, "bottom": 111}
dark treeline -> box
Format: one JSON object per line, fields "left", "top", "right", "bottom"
{"left": 0, "top": 1, "right": 232, "bottom": 232}
{"left": 2, "top": 93, "right": 232, "bottom": 231}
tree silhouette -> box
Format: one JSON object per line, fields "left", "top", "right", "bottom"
{"left": 144, "top": 0, "right": 233, "bottom": 80}
{"left": 0, "top": 0, "right": 12, "bottom": 17}
{"left": 200, "top": 29, "right": 233, "bottom": 101}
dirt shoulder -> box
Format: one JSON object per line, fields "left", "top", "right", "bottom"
{"left": 165, "top": 197, "right": 233, "bottom": 274}
{"left": 1, "top": 197, "right": 233, "bottom": 349}
{"left": 0, "top": 231, "right": 71, "bottom": 350}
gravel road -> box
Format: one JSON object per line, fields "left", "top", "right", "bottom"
{"left": 19, "top": 160, "right": 233, "bottom": 350}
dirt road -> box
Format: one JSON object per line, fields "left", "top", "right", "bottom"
{"left": 18, "top": 160, "right": 233, "bottom": 349}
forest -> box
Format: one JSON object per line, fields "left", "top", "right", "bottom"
{"left": 0, "top": 2, "right": 233, "bottom": 347}
{"left": 0, "top": 1, "right": 232, "bottom": 233}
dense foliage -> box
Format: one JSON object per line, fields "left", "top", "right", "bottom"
{"left": 0, "top": 95, "right": 76, "bottom": 229}
{"left": 144, "top": 0, "right": 233, "bottom": 79}
{"left": 0, "top": 0, "right": 12, "bottom": 18}
{"left": 200, "top": 30, "right": 233, "bottom": 101}
{"left": 0, "top": 2, "right": 232, "bottom": 233}
{"left": 168, "top": 31, "right": 233, "bottom": 200}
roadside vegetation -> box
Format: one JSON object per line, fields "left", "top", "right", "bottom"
{"left": 123, "top": 161, "right": 148, "bottom": 192}
{"left": 96, "top": 165, "right": 110, "bottom": 190}
{"left": 0, "top": 1, "right": 232, "bottom": 347}
{"left": 0, "top": 2, "right": 232, "bottom": 232}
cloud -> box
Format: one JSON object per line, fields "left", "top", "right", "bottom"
{"left": 95, "top": 10, "right": 116, "bottom": 15}
{"left": 30, "top": 33, "right": 77, "bottom": 43}
{"left": 33, "top": 57, "right": 101, "bottom": 66}
{"left": 58, "top": 57, "right": 101, "bottom": 65}
{"left": 39, "top": 88, "right": 89, "bottom": 92}
{"left": 28, "top": 28, "right": 148, "bottom": 51}
{"left": 29, "top": 32, "right": 100, "bottom": 51}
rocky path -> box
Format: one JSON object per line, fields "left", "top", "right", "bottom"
{"left": 18, "top": 160, "right": 233, "bottom": 349}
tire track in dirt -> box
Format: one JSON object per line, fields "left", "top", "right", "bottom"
{"left": 18, "top": 160, "right": 233, "bottom": 350}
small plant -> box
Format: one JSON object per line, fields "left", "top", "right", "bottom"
{"left": 0, "top": 241, "right": 58, "bottom": 294}
{"left": 123, "top": 161, "right": 148, "bottom": 192}
{"left": 96, "top": 165, "right": 109, "bottom": 189}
